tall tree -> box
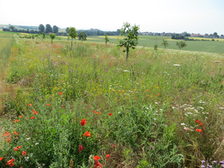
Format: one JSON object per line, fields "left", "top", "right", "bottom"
{"left": 105, "top": 35, "right": 109, "bottom": 44}
{"left": 176, "top": 41, "right": 187, "bottom": 49}
{"left": 45, "top": 24, "right": 52, "bottom": 33}
{"left": 161, "top": 39, "right": 168, "bottom": 48}
{"left": 66, "top": 27, "right": 70, "bottom": 35}
{"left": 53, "top": 25, "right": 59, "bottom": 33}
{"left": 49, "top": 33, "right": 56, "bottom": 44}
{"left": 118, "top": 23, "right": 139, "bottom": 61}
{"left": 78, "top": 32, "right": 87, "bottom": 41}
{"left": 68, "top": 27, "right": 77, "bottom": 49}
{"left": 39, "top": 24, "right": 45, "bottom": 33}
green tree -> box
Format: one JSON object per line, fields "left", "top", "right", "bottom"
{"left": 78, "top": 32, "right": 87, "bottom": 41}
{"left": 68, "top": 27, "right": 77, "bottom": 49}
{"left": 9, "top": 25, "right": 15, "bottom": 31}
{"left": 176, "top": 41, "right": 187, "bottom": 49}
{"left": 39, "top": 24, "right": 45, "bottom": 33}
{"left": 53, "top": 25, "right": 59, "bottom": 34}
{"left": 161, "top": 39, "right": 168, "bottom": 48}
{"left": 45, "top": 24, "right": 52, "bottom": 33}
{"left": 49, "top": 33, "right": 56, "bottom": 44}
{"left": 105, "top": 35, "right": 109, "bottom": 44}
{"left": 118, "top": 23, "right": 139, "bottom": 61}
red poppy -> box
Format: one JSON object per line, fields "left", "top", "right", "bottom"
{"left": 13, "top": 131, "right": 19, "bottom": 136}
{"left": 93, "top": 155, "right": 101, "bottom": 161}
{"left": 58, "top": 92, "right": 63, "bottom": 95}
{"left": 3, "top": 131, "right": 11, "bottom": 137}
{"left": 80, "top": 119, "right": 87, "bottom": 126}
{"left": 106, "top": 154, "right": 111, "bottom": 159}
{"left": 0, "top": 157, "right": 3, "bottom": 161}
{"left": 92, "top": 110, "right": 102, "bottom": 115}
{"left": 46, "top": 104, "right": 51, "bottom": 106}
{"left": 6, "top": 137, "right": 11, "bottom": 143}
{"left": 18, "top": 115, "right": 23, "bottom": 118}
{"left": 195, "top": 129, "right": 203, "bottom": 133}
{"left": 13, "top": 119, "right": 20, "bottom": 123}
{"left": 94, "top": 160, "right": 103, "bottom": 168}
{"left": 6, "top": 159, "right": 15, "bottom": 167}
{"left": 30, "top": 116, "right": 36, "bottom": 119}
{"left": 14, "top": 146, "right": 22, "bottom": 151}
{"left": 108, "top": 113, "right": 112, "bottom": 116}
{"left": 32, "top": 110, "right": 39, "bottom": 115}
{"left": 27, "top": 104, "right": 32, "bottom": 106}
{"left": 195, "top": 120, "right": 203, "bottom": 126}
{"left": 78, "top": 145, "right": 84, "bottom": 152}
{"left": 83, "top": 131, "right": 91, "bottom": 137}
{"left": 22, "top": 151, "right": 27, "bottom": 156}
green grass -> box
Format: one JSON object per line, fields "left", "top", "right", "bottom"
{"left": 0, "top": 33, "right": 224, "bottom": 168}
{"left": 86, "top": 35, "right": 224, "bottom": 54}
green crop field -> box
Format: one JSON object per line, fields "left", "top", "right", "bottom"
{"left": 86, "top": 35, "right": 224, "bottom": 54}
{"left": 0, "top": 31, "right": 224, "bottom": 168}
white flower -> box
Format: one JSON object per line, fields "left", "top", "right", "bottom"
{"left": 173, "top": 64, "right": 181, "bottom": 67}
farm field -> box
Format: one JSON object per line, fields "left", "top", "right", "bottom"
{"left": 0, "top": 31, "right": 224, "bottom": 167}
{"left": 87, "top": 36, "right": 224, "bottom": 54}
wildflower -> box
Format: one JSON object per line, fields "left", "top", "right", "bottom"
{"left": 27, "top": 104, "right": 32, "bottom": 106}
{"left": 6, "top": 137, "right": 11, "bottom": 143}
{"left": 196, "top": 129, "right": 203, "bottom": 133}
{"left": 46, "top": 104, "right": 51, "bottom": 106}
{"left": 106, "top": 154, "right": 111, "bottom": 159}
{"left": 3, "top": 131, "right": 11, "bottom": 137}
{"left": 13, "top": 131, "right": 19, "bottom": 136}
{"left": 22, "top": 151, "right": 27, "bottom": 156}
{"left": 108, "top": 113, "right": 112, "bottom": 116}
{"left": 78, "top": 145, "right": 84, "bottom": 152}
{"left": 80, "top": 119, "right": 87, "bottom": 126}
{"left": 32, "top": 110, "right": 38, "bottom": 115}
{"left": 30, "top": 116, "right": 36, "bottom": 119}
{"left": 92, "top": 110, "right": 102, "bottom": 115}
{"left": 18, "top": 115, "right": 23, "bottom": 118}
{"left": 6, "top": 159, "right": 15, "bottom": 167}
{"left": 195, "top": 120, "right": 203, "bottom": 126}
{"left": 0, "top": 157, "right": 3, "bottom": 161}
{"left": 173, "top": 64, "right": 181, "bottom": 67}
{"left": 94, "top": 160, "right": 103, "bottom": 168}
{"left": 58, "top": 92, "right": 63, "bottom": 95}
{"left": 93, "top": 156, "right": 101, "bottom": 161}
{"left": 13, "top": 119, "right": 20, "bottom": 123}
{"left": 183, "top": 127, "right": 192, "bottom": 131}
{"left": 14, "top": 146, "right": 22, "bottom": 151}
{"left": 83, "top": 131, "right": 91, "bottom": 137}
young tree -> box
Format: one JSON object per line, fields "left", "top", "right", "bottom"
{"left": 105, "top": 35, "right": 109, "bottom": 44}
{"left": 68, "top": 27, "right": 77, "bottom": 49}
{"left": 78, "top": 32, "right": 87, "bottom": 41}
{"left": 176, "top": 41, "right": 187, "bottom": 49}
{"left": 161, "top": 39, "right": 168, "bottom": 48}
{"left": 118, "top": 23, "right": 139, "bottom": 61}
{"left": 49, "top": 33, "right": 56, "bottom": 44}
{"left": 45, "top": 24, "right": 53, "bottom": 33}
{"left": 39, "top": 24, "right": 45, "bottom": 33}
{"left": 53, "top": 25, "right": 59, "bottom": 34}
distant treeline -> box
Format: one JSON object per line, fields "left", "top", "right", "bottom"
{"left": 2, "top": 24, "right": 121, "bottom": 36}
{"left": 2, "top": 24, "right": 224, "bottom": 39}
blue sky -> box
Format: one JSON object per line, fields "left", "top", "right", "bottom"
{"left": 0, "top": 0, "right": 224, "bottom": 34}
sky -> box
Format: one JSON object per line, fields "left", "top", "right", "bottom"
{"left": 0, "top": 0, "right": 224, "bottom": 34}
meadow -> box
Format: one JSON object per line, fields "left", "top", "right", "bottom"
{"left": 0, "top": 31, "right": 224, "bottom": 168}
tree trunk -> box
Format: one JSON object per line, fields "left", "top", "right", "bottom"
{"left": 126, "top": 47, "right": 129, "bottom": 61}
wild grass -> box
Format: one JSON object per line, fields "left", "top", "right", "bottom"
{"left": 0, "top": 33, "right": 224, "bottom": 167}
